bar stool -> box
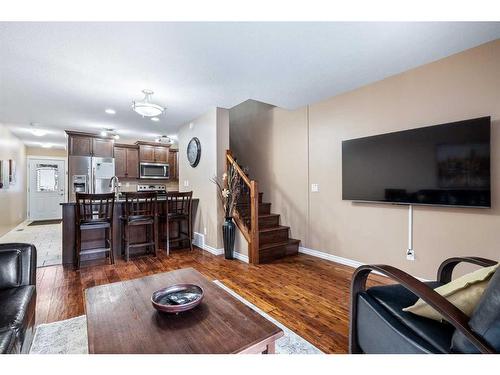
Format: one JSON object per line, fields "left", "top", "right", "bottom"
{"left": 75, "top": 192, "right": 115, "bottom": 270}
{"left": 121, "top": 192, "right": 158, "bottom": 261}
{"left": 164, "top": 191, "right": 193, "bottom": 255}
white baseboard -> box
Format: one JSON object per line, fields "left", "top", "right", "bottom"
{"left": 203, "top": 244, "right": 224, "bottom": 256}
{"left": 193, "top": 232, "right": 248, "bottom": 262}
{"left": 299, "top": 246, "right": 365, "bottom": 269}
{"left": 299, "top": 246, "right": 429, "bottom": 281}
{"left": 233, "top": 251, "right": 249, "bottom": 263}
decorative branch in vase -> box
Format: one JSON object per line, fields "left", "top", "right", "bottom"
{"left": 210, "top": 164, "right": 241, "bottom": 259}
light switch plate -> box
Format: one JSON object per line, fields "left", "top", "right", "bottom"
{"left": 311, "top": 183, "right": 319, "bottom": 192}
{"left": 184, "top": 180, "right": 189, "bottom": 187}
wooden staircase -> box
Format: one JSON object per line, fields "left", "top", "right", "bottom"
{"left": 227, "top": 151, "right": 300, "bottom": 264}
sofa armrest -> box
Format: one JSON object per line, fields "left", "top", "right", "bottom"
{"left": 0, "top": 243, "right": 37, "bottom": 287}
{"left": 350, "top": 264, "right": 495, "bottom": 354}
{"left": 437, "top": 257, "right": 497, "bottom": 284}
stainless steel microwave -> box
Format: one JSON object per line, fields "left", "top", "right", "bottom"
{"left": 139, "top": 162, "right": 169, "bottom": 179}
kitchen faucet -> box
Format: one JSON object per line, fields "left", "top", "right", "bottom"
{"left": 109, "top": 176, "right": 120, "bottom": 197}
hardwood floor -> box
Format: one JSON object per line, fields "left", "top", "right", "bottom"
{"left": 35, "top": 247, "right": 389, "bottom": 353}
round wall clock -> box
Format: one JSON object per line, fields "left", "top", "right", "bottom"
{"left": 187, "top": 137, "right": 201, "bottom": 167}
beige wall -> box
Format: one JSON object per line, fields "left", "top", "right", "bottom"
{"left": 230, "top": 101, "right": 309, "bottom": 245}
{"left": 230, "top": 39, "right": 500, "bottom": 279}
{"left": 178, "top": 107, "right": 231, "bottom": 249}
{"left": 26, "top": 146, "right": 67, "bottom": 158}
{"left": 0, "top": 125, "right": 27, "bottom": 237}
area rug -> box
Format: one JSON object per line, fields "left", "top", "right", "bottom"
{"left": 30, "top": 280, "right": 322, "bottom": 354}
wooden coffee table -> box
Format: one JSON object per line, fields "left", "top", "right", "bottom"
{"left": 85, "top": 267, "right": 283, "bottom": 354}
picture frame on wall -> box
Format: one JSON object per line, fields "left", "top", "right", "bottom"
{"left": 9, "top": 159, "right": 16, "bottom": 185}
{"left": 0, "top": 160, "right": 8, "bottom": 189}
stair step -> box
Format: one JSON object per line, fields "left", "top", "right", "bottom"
{"left": 236, "top": 202, "right": 271, "bottom": 215}
{"left": 258, "top": 213, "right": 280, "bottom": 229}
{"left": 259, "top": 202, "right": 271, "bottom": 214}
{"left": 259, "top": 225, "right": 289, "bottom": 245}
{"left": 259, "top": 239, "right": 300, "bottom": 263}
{"left": 236, "top": 192, "right": 263, "bottom": 204}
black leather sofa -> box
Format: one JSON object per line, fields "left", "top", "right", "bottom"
{"left": 0, "top": 243, "right": 37, "bottom": 354}
{"left": 350, "top": 257, "right": 499, "bottom": 354}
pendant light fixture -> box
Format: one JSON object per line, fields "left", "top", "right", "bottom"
{"left": 132, "top": 90, "right": 165, "bottom": 118}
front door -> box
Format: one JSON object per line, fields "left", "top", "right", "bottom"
{"left": 28, "top": 159, "right": 66, "bottom": 220}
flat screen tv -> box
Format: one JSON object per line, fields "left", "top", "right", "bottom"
{"left": 342, "top": 117, "right": 491, "bottom": 208}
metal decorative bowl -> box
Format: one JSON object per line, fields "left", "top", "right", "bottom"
{"left": 151, "top": 284, "right": 204, "bottom": 313}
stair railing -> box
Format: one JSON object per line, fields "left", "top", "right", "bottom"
{"left": 226, "top": 150, "right": 259, "bottom": 264}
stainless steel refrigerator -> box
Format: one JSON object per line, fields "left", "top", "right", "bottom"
{"left": 69, "top": 156, "right": 115, "bottom": 202}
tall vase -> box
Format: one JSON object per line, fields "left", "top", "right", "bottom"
{"left": 222, "top": 217, "right": 236, "bottom": 260}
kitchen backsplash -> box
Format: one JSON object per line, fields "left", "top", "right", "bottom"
{"left": 119, "top": 180, "right": 179, "bottom": 192}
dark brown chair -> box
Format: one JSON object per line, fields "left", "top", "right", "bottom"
{"left": 121, "top": 192, "right": 158, "bottom": 261}
{"left": 75, "top": 192, "right": 115, "bottom": 270}
{"left": 350, "top": 256, "right": 499, "bottom": 354}
{"left": 164, "top": 191, "right": 193, "bottom": 255}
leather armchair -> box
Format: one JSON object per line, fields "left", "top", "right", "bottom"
{"left": 349, "top": 257, "right": 498, "bottom": 354}
{"left": 0, "top": 243, "right": 37, "bottom": 354}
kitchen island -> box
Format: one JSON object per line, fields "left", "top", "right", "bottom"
{"left": 61, "top": 197, "right": 199, "bottom": 265}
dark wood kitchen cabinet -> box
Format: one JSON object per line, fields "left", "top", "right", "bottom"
{"left": 67, "top": 131, "right": 114, "bottom": 157}
{"left": 69, "top": 135, "right": 92, "bottom": 156}
{"left": 126, "top": 147, "right": 139, "bottom": 178}
{"left": 92, "top": 138, "right": 114, "bottom": 157}
{"left": 139, "top": 144, "right": 155, "bottom": 162}
{"left": 114, "top": 147, "right": 127, "bottom": 177}
{"left": 154, "top": 146, "right": 169, "bottom": 163}
{"left": 137, "top": 142, "right": 170, "bottom": 163}
{"left": 114, "top": 145, "right": 139, "bottom": 178}
{"left": 168, "top": 149, "right": 178, "bottom": 180}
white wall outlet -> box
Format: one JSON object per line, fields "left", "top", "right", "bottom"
{"left": 184, "top": 180, "right": 189, "bottom": 187}
{"left": 311, "top": 183, "right": 319, "bottom": 192}
{"left": 203, "top": 227, "right": 207, "bottom": 235}
{"left": 406, "top": 249, "right": 415, "bottom": 261}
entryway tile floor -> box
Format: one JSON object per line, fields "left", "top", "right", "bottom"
{"left": 0, "top": 221, "right": 62, "bottom": 267}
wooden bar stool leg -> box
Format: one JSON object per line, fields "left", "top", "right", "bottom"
{"left": 188, "top": 214, "right": 194, "bottom": 252}
{"left": 125, "top": 223, "right": 130, "bottom": 262}
{"left": 104, "top": 226, "right": 109, "bottom": 262}
{"left": 75, "top": 228, "right": 81, "bottom": 270}
{"left": 153, "top": 217, "right": 158, "bottom": 257}
{"left": 109, "top": 226, "right": 115, "bottom": 265}
{"left": 166, "top": 218, "right": 170, "bottom": 256}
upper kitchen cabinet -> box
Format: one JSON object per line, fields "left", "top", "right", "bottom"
{"left": 92, "top": 138, "right": 114, "bottom": 157}
{"left": 69, "top": 134, "right": 92, "bottom": 156}
{"left": 114, "top": 144, "right": 139, "bottom": 178}
{"left": 137, "top": 142, "right": 170, "bottom": 163}
{"left": 67, "top": 131, "right": 114, "bottom": 157}
{"left": 114, "top": 146, "right": 127, "bottom": 177}
{"left": 154, "top": 146, "right": 169, "bottom": 163}
{"left": 168, "top": 149, "right": 178, "bottom": 180}
{"left": 138, "top": 144, "right": 155, "bottom": 162}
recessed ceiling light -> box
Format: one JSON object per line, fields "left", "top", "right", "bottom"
{"left": 100, "top": 130, "right": 108, "bottom": 137}
{"left": 151, "top": 117, "right": 160, "bottom": 122}
{"left": 30, "top": 122, "right": 47, "bottom": 137}
{"left": 105, "top": 108, "right": 116, "bottom": 115}
{"left": 41, "top": 143, "right": 52, "bottom": 148}
{"left": 113, "top": 134, "right": 120, "bottom": 140}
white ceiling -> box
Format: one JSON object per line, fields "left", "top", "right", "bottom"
{"left": 1, "top": 22, "right": 499, "bottom": 149}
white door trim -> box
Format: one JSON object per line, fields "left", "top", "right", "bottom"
{"left": 26, "top": 155, "right": 68, "bottom": 220}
